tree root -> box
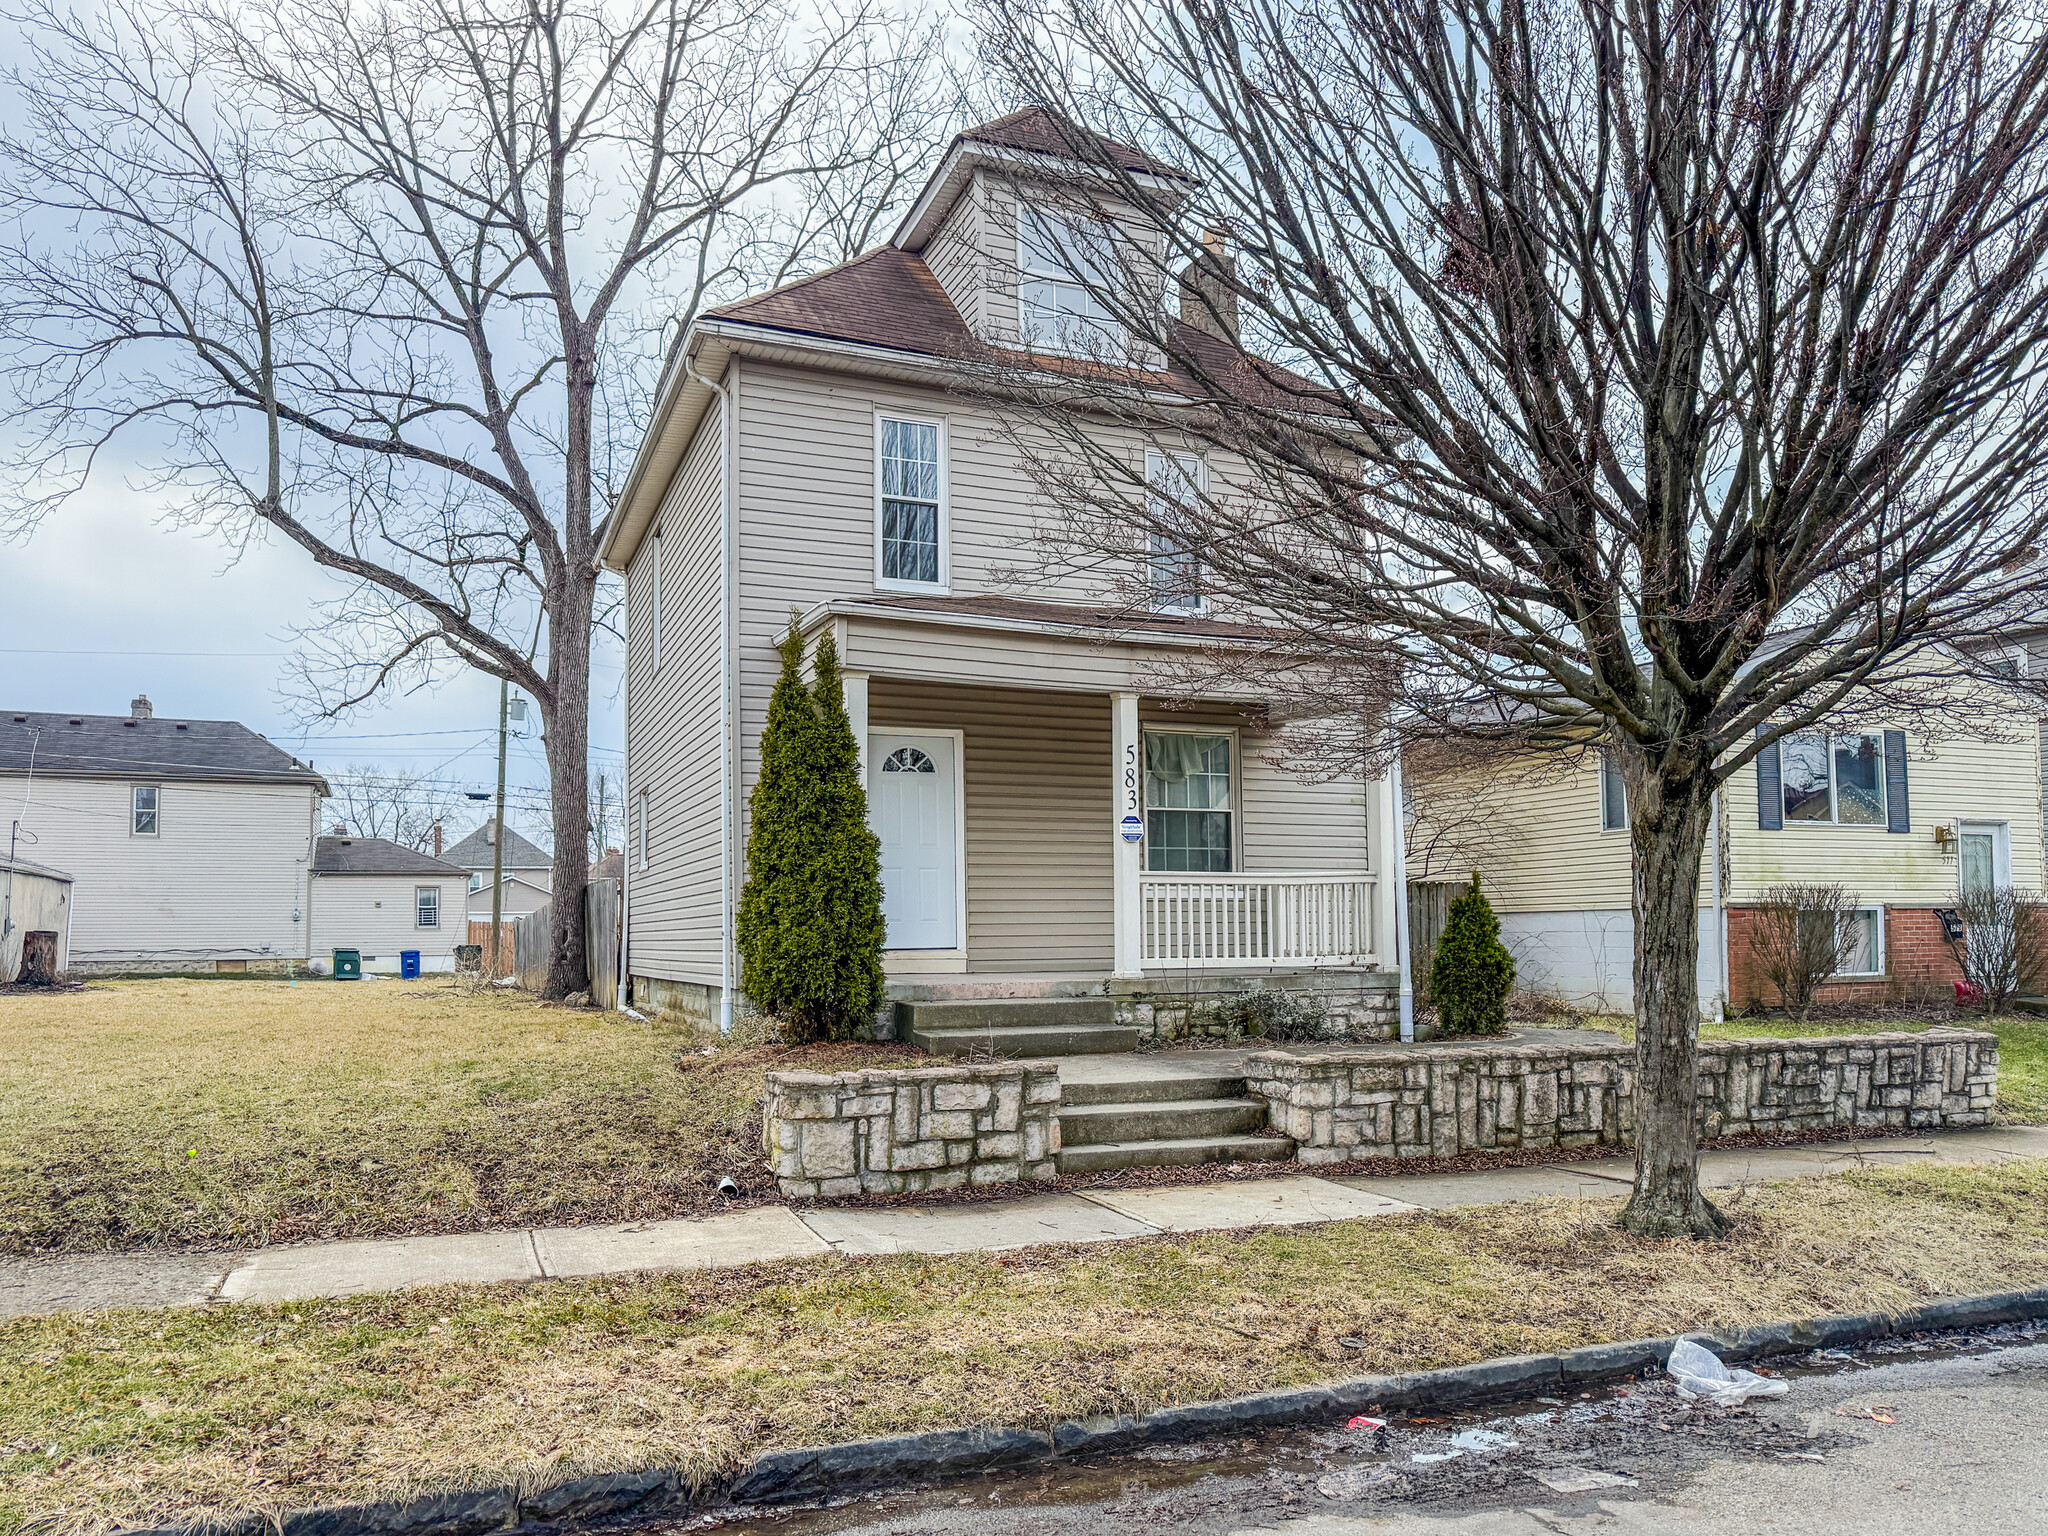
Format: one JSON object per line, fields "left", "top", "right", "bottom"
{"left": 1620, "top": 1187, "right": 1735, "bottom": 1240}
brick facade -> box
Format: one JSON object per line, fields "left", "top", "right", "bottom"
{"left": 1725, "top": 904, "right": 1963, "bottom": 1010}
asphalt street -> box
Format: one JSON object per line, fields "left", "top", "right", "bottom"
{"left": 680, "top": 1328, "right": 2048, "bottom": 1536}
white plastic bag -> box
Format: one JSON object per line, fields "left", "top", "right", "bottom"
{"left": 1665, "top": 1338, "right": 1790, "bottom": 1406}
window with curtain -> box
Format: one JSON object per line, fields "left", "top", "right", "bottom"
{"left": 1146, "top": 450, "right": 1203, "bottom": 612}
{"left": 1019, "top": 203, "right": 1124, "bottom": 356}
{"left": 1144, "top": 732, "right": 1232, "bottom": 871}
{"left": 1782, "top": 732, "right": 1886, "bottom": 825}
{"left": 878, "top": 416, "right": 942, "bottom": 584}
{"left": 1600, "top": 753, "right": 1628, "bottom": 831}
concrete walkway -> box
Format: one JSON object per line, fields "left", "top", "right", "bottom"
{"left": 5, "top": 1125, "right": 2044, "bottom": 1320}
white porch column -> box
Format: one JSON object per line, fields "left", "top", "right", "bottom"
{"left": 1111, "top": 690, "right": 1144, "bottom": 978}
{"left": 1371, "top": 754, "right": 1414, "bottom": 1040}
{"left": 842, "top": 669, "right": 869, "bottom": 784}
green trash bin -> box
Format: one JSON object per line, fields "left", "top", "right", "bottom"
{"left": 332, "top": 948, "right": 362, "bottom": 980}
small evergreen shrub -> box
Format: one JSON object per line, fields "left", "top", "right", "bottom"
{"left": 1430, "top": 874, "right": 1514, "bottom": 1035}
{"left": 735, "top": 622, "right": 886, "bottom": 1043}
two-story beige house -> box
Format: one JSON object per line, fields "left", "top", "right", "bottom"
{"left": 600, "top": 110, "right": 1411, "bottom": 1039}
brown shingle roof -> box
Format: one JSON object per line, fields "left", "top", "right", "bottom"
{"left": 703, "top": 249, "right": 1343, "bottom": 417}
{"left": 958, "top": 107, "right": 1190, "bottom": 181}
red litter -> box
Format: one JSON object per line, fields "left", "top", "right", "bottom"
{"left": 1347, "top": 1416, "right": 1387, "bottom": 1431}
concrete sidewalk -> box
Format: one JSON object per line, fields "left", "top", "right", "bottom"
{"left": 5, "top": 1125, "right": 2043, "bottom": 1320}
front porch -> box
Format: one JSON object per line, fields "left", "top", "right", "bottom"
{"left": 815, "top": 598, "right": 1408, "bottom": 1018}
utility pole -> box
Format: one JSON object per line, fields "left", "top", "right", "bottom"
{"left": 489, "top": 679, "right": 510, "bottom": 977}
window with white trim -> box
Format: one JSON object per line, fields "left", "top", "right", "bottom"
{"left": 1781, "top": 732, "right": 1886, "bottom": 825}
{"left": 1019, "top": 203, "right": 1124, "bottom": 357}
{"left": 1600, "top": 753, "right": 1628, "bottom": 831}
{"left": 1832, "top": 906, "right": 1884, "bottom": 976}
{"left": 131, "top": 784, "right": 159, "bottom": 836}
{"left": 1144, "top": 731, "right": 1233, "bottom": 871}
{"left": 469, "top": 873, "right": 484, "bottom": 892}
{"left": 1146, "top": 449, "right": 1204, "bottom": 612}
{"left": 876, "top": 416, "right": 944, "bottom": 586}
{"left": 415, "top": 886, "right": 441, "bottom": 929}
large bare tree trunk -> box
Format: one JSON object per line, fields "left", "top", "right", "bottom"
{"left": 1623, "top": 766, "right": 1728, "bottom": 1239}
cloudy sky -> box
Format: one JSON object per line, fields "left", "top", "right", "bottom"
{"left": 0, "top": 473, "right": 625, "bottom": 853}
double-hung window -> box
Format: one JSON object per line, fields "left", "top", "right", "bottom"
{"left": 1019, "top": 203, "right": 1124, "bottom": 357}
{"left": 1781, "top": 732, "right": 1886, "bottom": 825}
{"left": 1834, "top": 906, "right": 1884, "bottom": 976}
{"left": 415, "top": 886, "right": 440, "bottom": 929}
{"left": 1599, "top": 753, "right": 1628, "bottom": 831}
{"left": 877, "top": 415, "right": 944, "bottom": 588}
{"left": 1146, "top": 450, "right": 1204, "bottom": 612}
{"left": 131, "top": 784, "right": 159, "bottom": 836}
{"left": 1144, "top": 732, "right": 1233, "bottom": 871}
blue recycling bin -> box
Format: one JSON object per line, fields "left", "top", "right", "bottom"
{"left": 400, "top": 950, "right": 422, "bottom": 980}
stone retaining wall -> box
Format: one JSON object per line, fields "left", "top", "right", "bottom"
{"left": 1247, "top": 1029, "right": 1999, "bottom": 1164}
{"left": 764, "top": 1062, "right": 1061, "bottom": 1197}
{"left": 1114, "top": 971, "right": 1402, "bottom": 1044}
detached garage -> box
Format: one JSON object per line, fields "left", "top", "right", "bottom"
{"left": 307, "top": 836, "right": 467, "bottom": 976}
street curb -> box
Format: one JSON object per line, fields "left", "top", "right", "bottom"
{"left": 117, "top": 1282, "right": 2048, "bottom": 1535}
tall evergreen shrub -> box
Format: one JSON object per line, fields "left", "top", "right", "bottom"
{"left": 1430, "top": 873, "right": 1515, "bottom": 1035}
{"left": 735, "top": 623, "right": 886, "bottom": 1042}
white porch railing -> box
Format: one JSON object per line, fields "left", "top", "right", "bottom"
{"left": 1140, "top": 872, "right": 1378, "bottom": 969}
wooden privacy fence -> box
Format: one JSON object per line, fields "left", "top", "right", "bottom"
{"left": 512, "top": 904, "right": 551, "bottom": 991}
{"left": 466, "top": 920, "right": 517, "bottom": 978}
{"left": 1406, "top": 878, "right": 1469, "bottom": 1004}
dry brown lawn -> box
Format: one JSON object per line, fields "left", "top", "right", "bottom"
{"left": 2, "top": 1159, "right": 2046, "bottom": 1535}
{"left": 0, "top": 979, "right": 920, "bottom": 1255}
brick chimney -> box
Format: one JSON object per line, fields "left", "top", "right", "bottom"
{"left": 1177, "top": 228, "right": 1240, "bottom": 345}
{"left": 130, "top": 694, "right": 154, "bottom": 719}
{"left": 433, "top": 821, "right": 443, "bottom": 856}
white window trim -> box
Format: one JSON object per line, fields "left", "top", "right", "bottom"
{"left": 1016, "top": 202, "right": 1129, "bottom": 361}
{"left": 1145, "top": 448, "right": 1208, "bottom": 616}
{"left": 869, "top": 725, "right": 969, "bottom": 962}
{"left": 1958, "top": 819, "right": 2014, "bottom": 893}
{"left": 415, "top": 885, "right": 441, "bottom": 929}
{"left": 1782, "top": 731, "right": 1890, "bottom": 829}
{"left": 649, "top": 525, "right": 664, "bottom": 671}
{"left": 1599, "top": 752, "right": 1629, "bottom": 832}
{"left": 873, "top": 410, "right": 950, "bottom": 594}
{"left": 1140, "top": 724, "right": 1241, "bottom": 873}
{"left": 131, "top": 783, "right": 160, "bottom": 837}
{"left": 1832, "top": 904, "right": 1886, "bottom": 978}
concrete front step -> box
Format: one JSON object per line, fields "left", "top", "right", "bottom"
{"left": 899, "top": 994, "right": 1118, "bottom": 1034}
{"left": 1059, "top": 1097, "right": 1270, "bottom": 1147}
{"left": 907, "top": 1021, "right": 1144, "bottom": 1058}
{"left": 1059, "top": 1072, "right": 1248, "bottom": 1108}
{"left": 1056, "top": 1133, "right": 1297, "bottom": 1174}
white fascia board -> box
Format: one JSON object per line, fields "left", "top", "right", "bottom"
{"left": 792, "top": 596, "right": 1266, "bottom": 654}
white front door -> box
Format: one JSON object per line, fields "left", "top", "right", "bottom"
{"left": 1959, "top": 820, "right": 2012, "bottom": 897}
{"left": 869, "top": 733, "right": 959, "bottom": 950}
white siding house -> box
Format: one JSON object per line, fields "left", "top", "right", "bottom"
{"left": 307, "top": 836, "right": 468, "bottom": 975}
{"left": 0, "top": 697, "right": 327, "bottom": 972}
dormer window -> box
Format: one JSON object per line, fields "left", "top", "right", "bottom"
{"left": 1019, "top": 204, "right": 1125, "bottom": 358}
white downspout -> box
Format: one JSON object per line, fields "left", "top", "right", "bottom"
{"left": 616, "top": 583, "right": 633, "bottom": 1012}
{"left": 1709, "top": 787, "right": 1727, "bottom": 1024}
{"left": 687, "top": 348, "right": 739, "bottom": 1036}
{"left": 1389, "top": 747, "right": 1415, "bottom": 1043}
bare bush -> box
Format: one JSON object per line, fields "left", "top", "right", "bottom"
{"left": 1946, "top": 888, "right": 2048, "bottom": 1016}
{"left": 1746, "top": 885, "right": 1862, "bottom": 1020}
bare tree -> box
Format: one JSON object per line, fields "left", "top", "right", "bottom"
{"left": 0, "top": 0, "right": 953, "bottom": 997}
{"left": 323, "top": 763, "right": 468, "bottom": 852}
{"left": 974, "top": 0, "right": 2048, "bottom": 1233}
{"left": 1745, "top": 883, "right": 1860, "bottom": 1020}
{"left": 1946, "top": 885, "right": 2048, "bottom": 1014}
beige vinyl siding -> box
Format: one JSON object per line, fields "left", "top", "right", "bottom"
{"left": 1723, "top": 726, "right": 2045, "bottom": 903}
{"left": 924, "top": 172, "right": 990, "bottom": 336}
{"left": 1414, "top": 758, "right": 1636, "bottom": 914}
{"left": 0, "top": 774, "right": 317, "bottom": 963}
{"left": 308, "top": 873, "right": 467, "bottom": 968}
{"left": 464, "top": 874, "right": 550, "bottom": 921}
{"left": 622, "top": 405, "right": 728, "bottom": 985}
{"left": 869, "top": 679, "right": 1111, "bottom": 971}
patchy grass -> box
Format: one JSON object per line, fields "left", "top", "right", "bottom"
{"left": 2, "top": 1160, "right": 2046, "bottom": 1535}
{"left": 1575, "top": 1011, "right": 2048, "bottom": 1124}
{"left": 0, "top": 979, "right": 922, "bottom": 1255}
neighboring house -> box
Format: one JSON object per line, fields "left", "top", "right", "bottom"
{"left": 2, "top": 856, "right": 74, "bottom": 981}
{"left": 1414, "top": 654, "right": 2045, "bottom": 1014}
{"left": 441, "top": 819, "right": 553, "bottom": 922}
{"left": 599, "top": 109, "right": 1408, "bottom": 1031}
{"left": 0, "top": 696, "right": 329, "bottom": 973}
{"left": 306, "top": 835, "right": 468, "bottom": 975}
